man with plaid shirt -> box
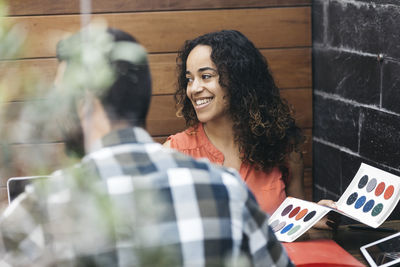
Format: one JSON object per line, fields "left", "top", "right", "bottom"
{"left": 0, "top": 27, "right": 293, "bottom": 266}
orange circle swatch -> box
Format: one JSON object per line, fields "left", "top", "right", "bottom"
{"left": 295, "top": 209, "right": 308, "bottom": 220}
{"left": 384, "top": 185, "right": 394, "bottom": 200}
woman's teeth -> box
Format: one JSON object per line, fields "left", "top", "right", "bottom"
{"left": 196, "top": 98, "right": 213, "bottom": 105}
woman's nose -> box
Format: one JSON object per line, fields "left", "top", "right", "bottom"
{"left": 190, "top": 79, "right": 203, "bottom": 93}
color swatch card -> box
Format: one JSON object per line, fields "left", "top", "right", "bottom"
{"left": 269, "top": 163, "right": 400, "bottom": 242}
{"left": 269, "top": 197, "right": 331, "bottom": 242}
{"left": 335, "top": 163, "right": 400, "bottom": 228}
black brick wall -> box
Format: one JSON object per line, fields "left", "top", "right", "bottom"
{"left": 313, "top": 0, "right": 400, "bottom": 220}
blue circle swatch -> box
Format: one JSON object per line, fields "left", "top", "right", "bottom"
{"left": 354, "top": 196, "right": 366, "bottom": 209}
{"left": 363, "top": 199, "right": 375, "bottom": 212}
{"left": 281, "top": 223, "right": 294, "bottom": 234}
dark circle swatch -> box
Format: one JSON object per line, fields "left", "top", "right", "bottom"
{"left": 269, "top": 219, "right": 279, "bottom": 229}
{"left": 273, "top": 221, "right": 286, "bottom": 232}
{"left": 375, "top": 182, "right": 385, "bottom": 197}
{"left": 366, "top": 178, "right": 377, "bottom": 192}
{"left": 281, "top": 223, "right": 294, "bottom": 234}
{"left": 358, "top": 175, "right": 368, "bottom": 189}
{"left": 346, "top": 192, "right": 358, "bottom": 205}
{"left": 288, "top": 225, "right": 301, "bottom": 236}
{"left": 289, "top": 206, "right": 301, "bottom": 218}
{"left": 384, "top": 185, "right": 395, "bottom": 200}
{"left": 354, "top": 196, "right": 366, "bottom": 209}
{"left": 372, "top": 203, "right": 383, "bottom": 217}
{"left": 281, "top": 204, "right": 293, "bottom": 216}
{"left": 303, "top": 210, "right": 316, "bottom": 222}
{"left": 363, "top": 199, "right": 375, "bottom": 213}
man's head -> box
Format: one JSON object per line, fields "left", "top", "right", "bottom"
{"left": 55, "top": 27, "right": 152, "bottom": 154}
{"left": 56, "top": 27, "right": 152, "bottom": 126}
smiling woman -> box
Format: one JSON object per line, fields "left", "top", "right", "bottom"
{"left": 164, "top": 30, "right": 306, "bottom": 214}
{"left": 185, "top": 45, "right": 230, "bottom": 135}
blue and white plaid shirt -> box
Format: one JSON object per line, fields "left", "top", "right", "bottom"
{"left": 0, "top": 127, "right": 292, "bottom": 267}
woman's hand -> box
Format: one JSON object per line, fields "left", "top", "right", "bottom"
{"left": 313, "top": 199, "right": 341, "bottom": 230}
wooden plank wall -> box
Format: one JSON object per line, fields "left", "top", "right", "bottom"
{"left": 0, "top": 0, "right": 312, "bottom": 209}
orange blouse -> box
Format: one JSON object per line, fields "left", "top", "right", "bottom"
{"left": 167, "top": 123, "right": 286, "bottom": 214}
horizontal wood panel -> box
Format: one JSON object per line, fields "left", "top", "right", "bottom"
{"left": 3, "top": 7, "right": 311, "bottom": 59}
{"left": 304, "top": 168, "right": 312, "bottom": 201}
{"left": 284, "top": 88, "right": 312, "bottom": 127}
{"left": 0, "top": 59, "right": 56, "bottom": 102}
{"left": 264, "top": 48, "right": 311, "bottom": 89}
{"left": 153, "top": 136, "right": 168, "bottom": 145}
{"left": 0, "top": 48, "right": 311, "bottom": 101}
{"left": 146, "top": 95, "right": 187, "bottom": 137}
{"left": 0, "top": 101, "right": 63, "bottom": 143}
{"left": 0, "top": 143, "right": 66, "bottom": 186}
{"left": 281, "top": 88, "right": 312, "bottom": 128}
{"left": 8, "top": 0, "right": 311, "bottom": 16}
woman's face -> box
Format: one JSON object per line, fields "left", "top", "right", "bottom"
{"left": 185, "top": 45, "right": 229, "bottom": 124}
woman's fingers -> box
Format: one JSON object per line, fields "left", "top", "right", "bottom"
{"left": 317, "top": 199, "right": 337, "bottom": 209}
{"left": 311, "top": 200, "right": 342, "bottom": 231}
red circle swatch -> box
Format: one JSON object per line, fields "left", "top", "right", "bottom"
{"left": 375, "top": 182, "right": 385, "bottom": 196}
{"left": 289, "top": 206, "right": 300, "bottom": 218}
{"left": 384, "top": 185, "right": 395, "bottom": 200}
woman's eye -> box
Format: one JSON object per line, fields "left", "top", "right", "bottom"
{"left": 202, "top": 74, "right": 212, "bottom": 79}
{"left": 186, "top": 77, "right": 193, "bottom": 83}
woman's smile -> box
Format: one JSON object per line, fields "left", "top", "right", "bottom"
{"left": 193, "top": 97, "right": 214, "bottom": 109}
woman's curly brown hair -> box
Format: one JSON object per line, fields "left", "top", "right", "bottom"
{"left": 175, "top": 30, "right": 303, "bottom": 176}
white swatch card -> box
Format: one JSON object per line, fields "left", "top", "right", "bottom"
{"left": 269, "top": 163, "right": 400, "bottom": 242}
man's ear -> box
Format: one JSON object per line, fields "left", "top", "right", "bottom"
{"left": 54, "top": 62, "right": 67, "bottom": 88}
{"left": 77, "top": 93, "right": 112, "bottom": 153}
{"left": 77, "top": 92, "right": 111, "bottom": 134}
{"left": 76, "top": 91, "right": 95, "bottom": 121}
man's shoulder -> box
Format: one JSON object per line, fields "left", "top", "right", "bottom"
{"left": 82, "top": 140, "right": 240, "bottom": 179}
{"left": 51, "top": 142, "right": 249, "bottom": 204}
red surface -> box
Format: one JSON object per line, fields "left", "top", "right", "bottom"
{"left": 283, "top": 239, "right": 365, "bottom": 267}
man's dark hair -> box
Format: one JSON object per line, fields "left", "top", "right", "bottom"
{"left": 55, "top": 27, "right": 152, "bottom": 157}
{"left": 56, "top": 27, "right": 152, "bottom": 127}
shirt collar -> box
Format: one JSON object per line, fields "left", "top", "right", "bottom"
{"left": 89, "top": 127, "right": 154, "bottom": 153}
